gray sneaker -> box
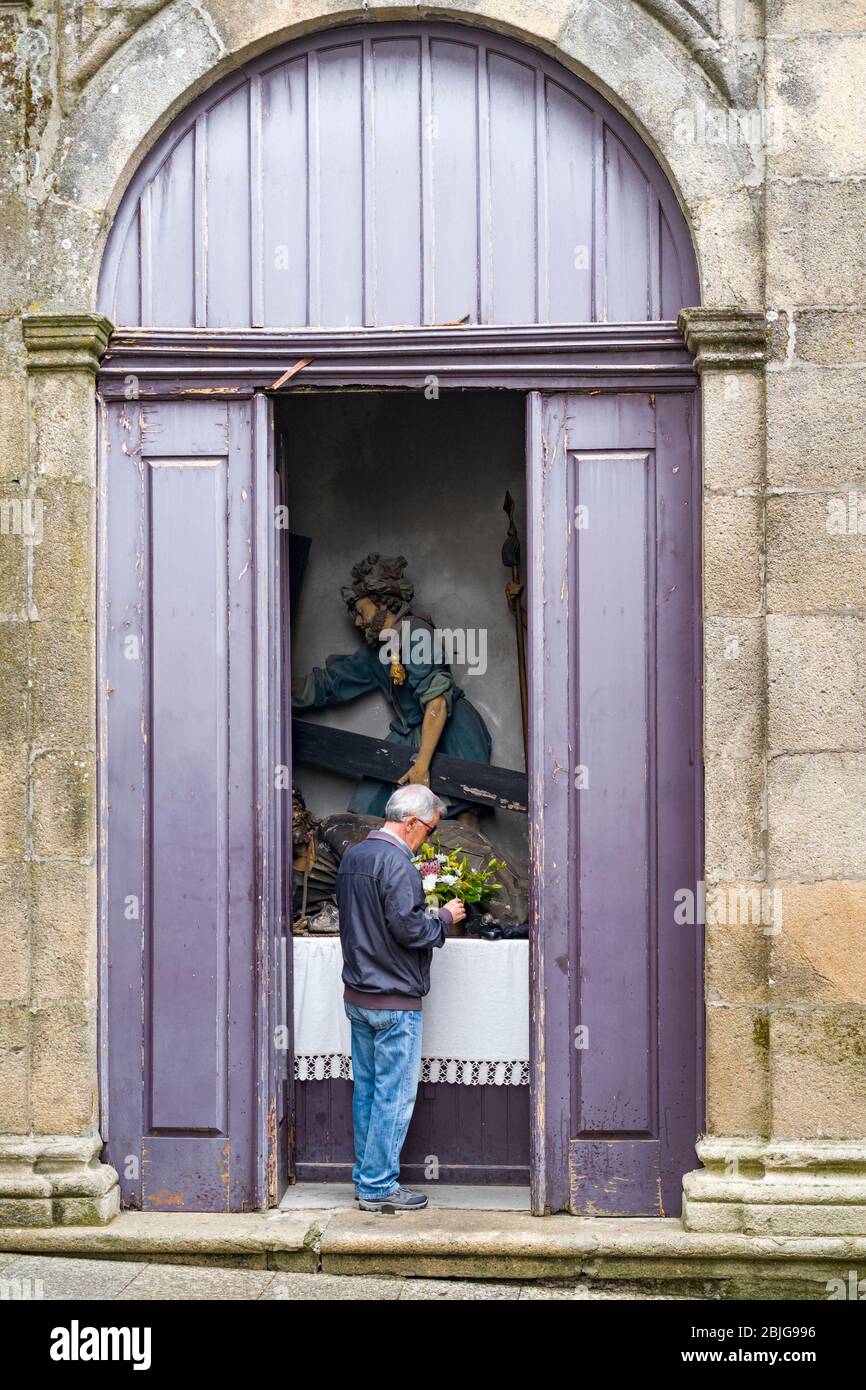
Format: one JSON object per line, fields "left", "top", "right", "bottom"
{"left": 357, "top": 1184, "right": 429, "bottom": 1212}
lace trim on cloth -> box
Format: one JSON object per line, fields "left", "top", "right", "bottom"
{"left": 421, "top": 1058, "right": 530, "bottom": 1085}
{"left": 294, "top": 1055, "right": 529, "bottom": 1085}
{"left": 295, "top": 1054, "right": 353, "bottom": 1081}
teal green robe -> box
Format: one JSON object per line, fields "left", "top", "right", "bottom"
{"left": 292, "top": 617, "right": 492, "bottom": 818}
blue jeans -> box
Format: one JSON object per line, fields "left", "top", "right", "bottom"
{"left": 344, "top": 1002, "right": 423, "bottom": 1200}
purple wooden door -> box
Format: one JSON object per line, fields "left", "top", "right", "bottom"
{"left": 528, "top": 390, "right": 703, "bottom": 1216}
{"left": 94, "top": 17, "right": 703, "bottom": 1212}
{"left": 99, "top": 396, "right": 276, "bottom": 1211}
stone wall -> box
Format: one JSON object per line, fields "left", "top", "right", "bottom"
{"left": 0, "top": 0, "right": 863, "bottom": 1231}
{"left": 763, "top": 2, "right": 866, "bottom": 1146}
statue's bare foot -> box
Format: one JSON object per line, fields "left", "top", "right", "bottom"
{"left": 456, "top": 810, "right": 480, "bottom": 835}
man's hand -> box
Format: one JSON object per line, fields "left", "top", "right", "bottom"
{"left": 444, "top": 898, "right": 466, "bottom": 925}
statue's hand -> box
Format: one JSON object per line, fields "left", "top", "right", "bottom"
{"left": 505, "top": 579, "right": 524, "bottom": 612}
{"left": 397, "top": 762, "right": 430, "bottom": 787}
{"left": 291, "top": 674, "right": 314, "bottom": 709}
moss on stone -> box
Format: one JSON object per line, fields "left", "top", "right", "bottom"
{"left": 752, "top": 1012, "right": 770, "bottom": 1052}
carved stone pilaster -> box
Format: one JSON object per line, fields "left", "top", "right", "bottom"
{"left": 677, "top": 307, "right": 770, "bottom": 372}
{"left": 22, "top": 313, "right": 114, "bottom": 375}
{"left": 0, "top": 1136, "right": 120, "bottom": 1227}
{"left": 683, "top": 1138, "right": 866, "bottom": 1236}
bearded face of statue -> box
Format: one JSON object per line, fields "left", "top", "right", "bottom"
{"left": 353, "top": 596, "right": 390, "bottom": 647}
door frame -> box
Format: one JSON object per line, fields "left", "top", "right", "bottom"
{"left": 97, "top": 322, "right": 701, "bottom": 1214}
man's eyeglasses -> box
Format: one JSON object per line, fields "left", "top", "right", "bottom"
{"left": 413, "top": 816, "right": 437, "bottom": 837}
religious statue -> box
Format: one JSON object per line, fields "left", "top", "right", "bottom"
{"left": 291, "top": 553, "right": 493, "bottom": 827}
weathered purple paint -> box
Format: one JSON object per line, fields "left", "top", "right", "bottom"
{"left": 98, "top": 23, "right": 698, "bottom": 330}
{"left": 99, "top": 398, "right": 266, "bottom": 1211}
{"left": 96, "top": 20, "right": 703, "bottom": 1215}
{"left": 528, "top": 390, "right": 703, "bottom": 1216}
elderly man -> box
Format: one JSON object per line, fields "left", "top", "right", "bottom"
{"left": 337, "top": 784, "right": 466, "bottom": 1211}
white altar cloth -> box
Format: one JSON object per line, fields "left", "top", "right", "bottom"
{"left": 292, "top": 935, "right": 529, "bottom": 1085}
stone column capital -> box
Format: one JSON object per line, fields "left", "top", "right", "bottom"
{"left": 22, "top": 313, "right": 114, "bottom": 376}
{"left": 677, "top": 306, "right": 770, "bottom": 372}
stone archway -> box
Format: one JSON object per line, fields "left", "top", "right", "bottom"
{"left": 6, "top": 0, "right": 773, "bottom": 1226}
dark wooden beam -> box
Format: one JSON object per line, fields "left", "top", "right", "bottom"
{"left": 291, "top": 718, "right": 528, "bottom": 814}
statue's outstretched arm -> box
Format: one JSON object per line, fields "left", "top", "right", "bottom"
{"left": 291, "top": 646, "right": 378, "bottom": 710}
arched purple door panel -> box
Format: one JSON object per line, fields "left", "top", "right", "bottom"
{"left": 98, "top": 23, "right": 698, "bottom": 331}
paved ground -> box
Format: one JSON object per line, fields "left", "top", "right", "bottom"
{"left": 0, "top": 1253, "right": 698, "bottom": 1300}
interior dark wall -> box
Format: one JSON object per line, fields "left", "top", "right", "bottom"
{"left": 278, "top": 390, "right": 528, "bottom": 864}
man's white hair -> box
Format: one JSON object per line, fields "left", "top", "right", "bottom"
{"left": 384, "top": 784, "right": 446, "bottom": 823}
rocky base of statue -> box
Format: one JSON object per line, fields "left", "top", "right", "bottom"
{"left": 292, "top": 807, "right": 529, "bottom": 933}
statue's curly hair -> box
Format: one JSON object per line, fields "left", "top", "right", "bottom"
{"left": 340, "top": 553, "right": 414, "bottom": 615}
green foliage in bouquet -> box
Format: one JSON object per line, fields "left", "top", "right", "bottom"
{"left": 412, "top": 836, "right": 506, "bottom": 911}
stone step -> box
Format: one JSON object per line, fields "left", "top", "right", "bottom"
{"left": 0, "top": 1209, "right": 864, "bottom": 1298}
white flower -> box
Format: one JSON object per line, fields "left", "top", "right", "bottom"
{"left": 439, "top": 873, "right": 457, "bottom": 885}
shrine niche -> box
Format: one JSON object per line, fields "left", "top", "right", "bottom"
{"left": 281, "top": 390, "right": 533, "bottom": 1176}
{"left": 282, "top": 391, "right": 531, "bottom": 934}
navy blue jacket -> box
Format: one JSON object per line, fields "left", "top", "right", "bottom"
{"left": 336, "top": 831, "right": 451, "bottom": 999}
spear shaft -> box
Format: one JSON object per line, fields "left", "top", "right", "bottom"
{"left": 502, "top": 491, "right": 528, "bottom": 767}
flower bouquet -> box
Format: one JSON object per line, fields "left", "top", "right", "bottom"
{"left": 412, "top": 836, "right": 506, "bottom": 918}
